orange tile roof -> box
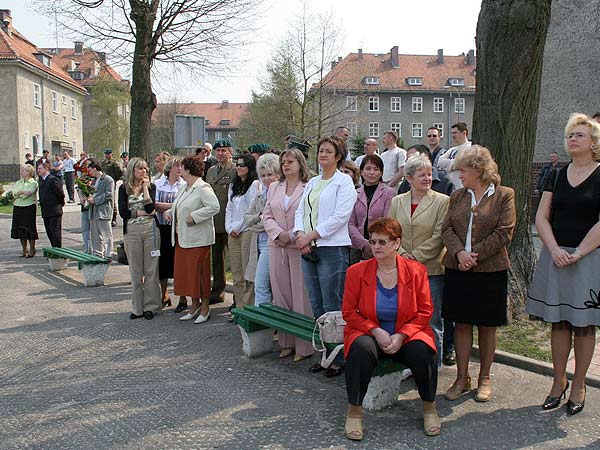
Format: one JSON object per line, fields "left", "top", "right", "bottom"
{"left": 155, "top": 102, "right": 249, "bottom": 129}
{"left": 43, "top": 47, "right": 125, "bottom": 88}
{"left": 319, "top": 51, "right": 476, "bottom": 93}
{"left": 0, "top": 26, "right": 86, "bottom": 94}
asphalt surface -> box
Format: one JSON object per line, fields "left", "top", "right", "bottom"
{"left": 0, "top": 207, "right": 599, "bottom": 450}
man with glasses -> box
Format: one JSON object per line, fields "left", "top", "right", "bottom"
{"left": 425, "top": 127, "right": 446, "bottom": 169}
{"left": 206, "top": 139, "right": 237, "bottom": 305}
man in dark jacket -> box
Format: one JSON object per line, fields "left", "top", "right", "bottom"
{"left": 100, "top": 148, "right": 123, "bottom": 226}
{"left": 535, "top": 152, "right": 560, "bottom": 193}
{"left": 37, "top": 162, "right": 65, "bottom": 248}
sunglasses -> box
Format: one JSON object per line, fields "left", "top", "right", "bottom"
{"left": 368, "top": 238, "right": 393, "bottom": 246}
{"left": 236, "top": 162, "right": 247, "bottom": 167}
{"left": 426, "top": 134, "right": 439, "bottom": 138}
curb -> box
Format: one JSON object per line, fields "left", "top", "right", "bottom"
{"left": 472, "top": 346, "right": 600, "bottom": 389}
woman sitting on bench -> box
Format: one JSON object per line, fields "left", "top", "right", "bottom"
{"left": 342, "top": 217, "right": 440, "bottom": 440}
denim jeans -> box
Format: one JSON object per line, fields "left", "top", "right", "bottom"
{"left": 254, "top": 235, "right": 272, "bottom": 306}
{"left": 428, "top": 275, "right": 444, "bottom": 367}
{"left": 301, "top": 246, "right": 349, "bottom": 366}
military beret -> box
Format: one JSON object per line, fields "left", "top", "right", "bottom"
{"left": 213, "top": 139, "right": 233, "bottom": 149}
{"left": 247, "top": 143, "right": 270, "bottom": 154}
{"left": 103, "top": 148, "right": 113, "bottom": 154}
{"left": 120, "top": 151, "right": 128, "bottom": 158}
{"left": 286, "top": 138, "right": 311, "bottom": 153}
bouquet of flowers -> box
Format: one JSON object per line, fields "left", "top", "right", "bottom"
{"left": 75, "top": 162, "right": 95, "bottom": 208}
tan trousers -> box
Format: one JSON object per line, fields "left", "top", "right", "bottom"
{"left": 124, "top": 220, "right": 162, "bottom": 315}
{"left": 229, "top": 231, "right": 254, "bottom": 308}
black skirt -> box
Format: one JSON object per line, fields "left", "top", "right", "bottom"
{"left": 442, "top": 268, "right": 508, "bottom": 326}
{"left": 11, "top": 204, "right": 39, "bottom": 241}
{"left": 158, "top": 223, "right": 175, "bottom": 280}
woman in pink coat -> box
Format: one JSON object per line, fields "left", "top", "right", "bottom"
{"left": 348, "top": 154, "right": 396, "bottom": 265}
{"left": 263, "top": 148, "right": 314, "bottom": 361}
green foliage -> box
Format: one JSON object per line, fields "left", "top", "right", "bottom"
{"left": 350, "top": 134, "right": 366, "bottom": 159}
{"left": 87, "top": 76, "right": 130, "bottom": 154}
{"left": 398, "top": 137, "right": 406, "bottom": 149}
{"left": 0, "top": 190, "right": 15, "bottom": 206}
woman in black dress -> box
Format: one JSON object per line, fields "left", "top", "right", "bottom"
{"left": 527, "top": 113, "right": 600, "bottom": 415}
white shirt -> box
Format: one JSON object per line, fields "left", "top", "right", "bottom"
{"left": 464, "top": 183, "right": 495, "bottom": 252}
{"left": 225, "top": 179, "right": 260, "bottom": 234}
{"left": 437, "top": 141, "right": 471, "bottom": 188}
{"left": 380, "top": 146, "right": 407, "bottom": 183}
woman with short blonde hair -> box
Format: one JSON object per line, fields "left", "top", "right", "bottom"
{"left": 11, "top": 164, "right": 39, "bottom": 257}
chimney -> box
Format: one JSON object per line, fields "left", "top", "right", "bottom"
{"left": 0, "top": 9, "right": 12, "bottom": 36}
{"left": 466, "top": 49, "right": 475, "bottom": 65}
{"left": 390, "top": 45, "right": 399, "bottom": 68}
{"left": 74, "top": 41, "right": 84, "bottom": 55}
{"left": 338, "top": 56, "right": 342, "bottom": 62}
{"left": 97, "top": 52, "right": 106, "bottom": 63}
{"left": 331, "top": 60, "right": 337, "bottom": 70}
{"left": 221, "top": 100, "right": 229, "bottom": 108}
{"left": 437, "top": 48, "right": 444, "bottom": 64}
{"left": 358, "top": 48, "right": 362, "bottom": 59}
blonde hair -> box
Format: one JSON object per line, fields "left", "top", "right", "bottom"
{"left": 454, "top": 145, "right": 501, "bottom": 186}
{"left": 20, "top": 164, "right": 35, "bottom": 179}
{"left": 164, "top": 155, "right": 183, "bottom": 177}
{"left": 404, "top": 154, "right": 432, "bottom": 178}
{"left": 564, "top": 112, "right": 600, "bottom": 161}
{"left": 124, "top": 157, "right": 149, "bottom": 195}
{"left": 256, "top": 153, "right": 280, "bottom": 177}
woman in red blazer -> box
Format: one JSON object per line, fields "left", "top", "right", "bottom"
{"left": 342, "top": 217, "right": 439, "bottom": 440}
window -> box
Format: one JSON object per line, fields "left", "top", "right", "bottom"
{"left": 412, "top": 123, "right": 423, "bottom": 138}
{"left": 391, "top": 123, "right": 401, "bottom": 137}
{"left": 62, "top": 116, "right": 68, "bottom": 136}
{"left": 219, "top": 119, "right": 230, "bottom": 125}
{"left": 455, "top": 97, "right": 465, "bottom": 113}
{"left": 71, "top": 72, "right": 84, "bottom": 80}
{"left": 364, "top": 76, "right": 380, "bottom": 85}
{"left": 346, "top": 96, "right": 357, "bottom": 111}
{"left": 433, "top": 97, "right": 444, "bottom": 113}
{"left": 24, "top": 131, "right": 30, "bottom": 149}
{"left": 33, "top": 83, "right": 41, "bottom": 108}
{"left": 71, "top": 99, "right": 77, "bottom": 119}
{"left": 51, "top": 92, "right": 58, "bottom": 113}
{"left": 412, "top": 97, "right": 423, "bottom": 113}
{"left": 215, "top": 131, "right": 222, "bottom": 140}
{"left": 62, "top": 95, "right": 67, "bottom": 105}
{"left": 368, "top": 96, "right": 379, "bottom": 112}
{"left": 449, "top": 78, "right": 465, "bottom": 87}
{"left": 347, "top": 122, "right": 358, "bottom": 137}
{"left": 432, "top": 123, "right": 444, "bottom": 138}
{"left": 369, "top": 122, "right": 379, "bottom": 137}
{"left": 390, "top": 97, "right": 401, "bottom": 112}
{"left": 407, "top": 77, "right": 423, "bottom": 86}
{"left": 228, "top": 131, "right": 236, "bottom": 139}
{"left": 72, "top": 141, "right": 77, "bottom": 153}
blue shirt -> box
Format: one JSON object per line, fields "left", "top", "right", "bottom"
{"left": 376, "top": 279, "right": 398, "bottom": 335}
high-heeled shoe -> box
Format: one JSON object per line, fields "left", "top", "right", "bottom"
{"left": 25, "top": 249, "right": 36, "bottom": 258}
{"left": 542, "top": 381, "right": 569, "bottom": 410}
{"left": 444, "top": 376, "right": 472, "bottom": 401}
{"left": 162, "top": 297, "right": 172, "bottom": 308}
{"left": 566, "top": 387, "right": 586, "bottom": 415}
{"left": 174, "top": 301, "right": 188, "bottom": 313}
{"left": 344, "top": 415, "right": 363, "bottom": 441}
{"left": 179, "top": 309, "right": 201, "bottom": 321}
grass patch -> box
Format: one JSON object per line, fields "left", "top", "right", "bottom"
{"left": 0, "top": 204, "right": 13, "bottom": 215}
{"left": 474, "top": 319, "right": 552, "bottom": 362}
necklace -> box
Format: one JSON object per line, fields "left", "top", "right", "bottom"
{"left": 377, "top": 265, "right": 396, "bottom": 274}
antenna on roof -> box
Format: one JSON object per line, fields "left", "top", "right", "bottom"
{"left": 54, "top": 7, "right": 59, "bottom": 53}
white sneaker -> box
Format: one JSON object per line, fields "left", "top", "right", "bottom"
{"left": 194, "top": 311, "right": 211, "bottom": 324}
{"left": 180, "top": 309, "right": 200, "bottom": 321}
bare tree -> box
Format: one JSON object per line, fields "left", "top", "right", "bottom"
{"left": 37, "top": 0, "right": 260, "bottom": 160}
{"left": 149, "top": 98, "right": 189, "bottom": 153}
{"left": 472, "top": 0, "right": 553, "bottom": 318}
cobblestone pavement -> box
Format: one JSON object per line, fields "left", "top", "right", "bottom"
{"left": 0, "top": 210, "right": 599, "bottom": 450}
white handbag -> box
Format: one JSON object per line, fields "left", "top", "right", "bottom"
{"left": 312, "top": 311, "right": 346, "bottom": 368}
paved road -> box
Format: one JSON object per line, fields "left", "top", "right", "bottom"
{"left": 0, "top": 210, "right": 599, "bottom": 450}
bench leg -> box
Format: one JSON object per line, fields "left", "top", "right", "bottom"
{"left": 363, "top": 369, "right": 413, "bottom": 411}
{"left": 81, "top": 264, "right": 109, "bottom": 287}
{"left": 238, "top": 326, "right": 274, "bottom": 357}
{"left": 48, "top": 258, "right": 68, "bottom": 271}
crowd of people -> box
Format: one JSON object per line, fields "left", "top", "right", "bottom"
{"left": 9, "top": 113, "right": 600, "bottom": 440}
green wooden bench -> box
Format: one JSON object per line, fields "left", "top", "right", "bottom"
{"left": 232, "top": 302, "right": 412, "bottom": 410}
{"left": 43, "top": 247, "right": 110, "bottom": 287}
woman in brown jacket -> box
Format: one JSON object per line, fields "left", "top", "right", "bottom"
{"left": 441, "top": 146, "right": 516, "bottom": 403}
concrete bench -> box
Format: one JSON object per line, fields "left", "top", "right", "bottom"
{"left": 43, "top": 247, "right": 109, "bottom": 287}
{"left": 232, "top": 303, "right": 412, "bottom": 410}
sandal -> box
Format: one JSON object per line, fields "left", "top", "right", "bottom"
{"left": 423, "top": 412, "right": 441, "bottom": 436}
{"left": 344, "top": 415, "right": 363, "bottom": 441}
{"left": 324, "top": 365, "right": 345, "bottom": 378}
{"left": 444, "top": 376, "right": 471, "bottom": 401}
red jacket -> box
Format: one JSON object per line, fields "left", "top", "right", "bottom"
{"left": 342, "top": 255, "right": 436, "bottom": 357}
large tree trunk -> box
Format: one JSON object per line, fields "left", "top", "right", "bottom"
{"left": 128, "top": 0, "right": 159, "bottom": 160}
{"left": 472, "top": 0, "right": 552, "bottom": 319}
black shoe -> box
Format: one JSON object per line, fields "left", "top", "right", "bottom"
{"left": 443, "top": 350, "right": 456, "bottom": 366}
{"left": 143, "top": 311, "right": 154, "bottom": 320}
{"left": 129, "top": 313, "right": 142, "bottom": 320}
{"left": 542, "top": 381, "right": 569, "bottom": 410}
{"left": 209, "top": 294, "right": 224, "bottom": 305}
{"left": 111, "top": 220, "right": 117, "bottom": 227}
{"left": 309, "top": 363, "right": 326, "bottom": 373}
{"left": 567, "top": 388, "right": 586, "bottom": 415}
{"left": 162, "top": 298, "right": 172, "bottom": 308}
{"left": 174, "top": 301, "right": 187, "bottom": 313}
{"left": 324, "top": 366, "right": 345, "bottom": 378}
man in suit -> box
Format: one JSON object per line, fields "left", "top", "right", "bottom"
{"left": 86, "top": 160, "right": 115, "bottom": 259}
{"left": 37, "top": 162, "right": 65, "bottom": 248}
{"left": 205, "top": 139, "right": 236, "bottom": 304}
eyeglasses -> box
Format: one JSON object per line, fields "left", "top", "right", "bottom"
{"left": 566, "top": 132, "right": 590, "bottom": 140}
{"left": 368, "top": 238, "right": 393, "bottom": 246}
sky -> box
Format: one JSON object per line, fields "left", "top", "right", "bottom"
{"left": 3, "top": 0, "right": 482, "bottom": 103}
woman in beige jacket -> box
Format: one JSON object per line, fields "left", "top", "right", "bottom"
{"left": 388, "top": 153, "right": 449, "bottom": 367}
{"left": 167, "top": 156, "right": 220, "bottom": 324}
